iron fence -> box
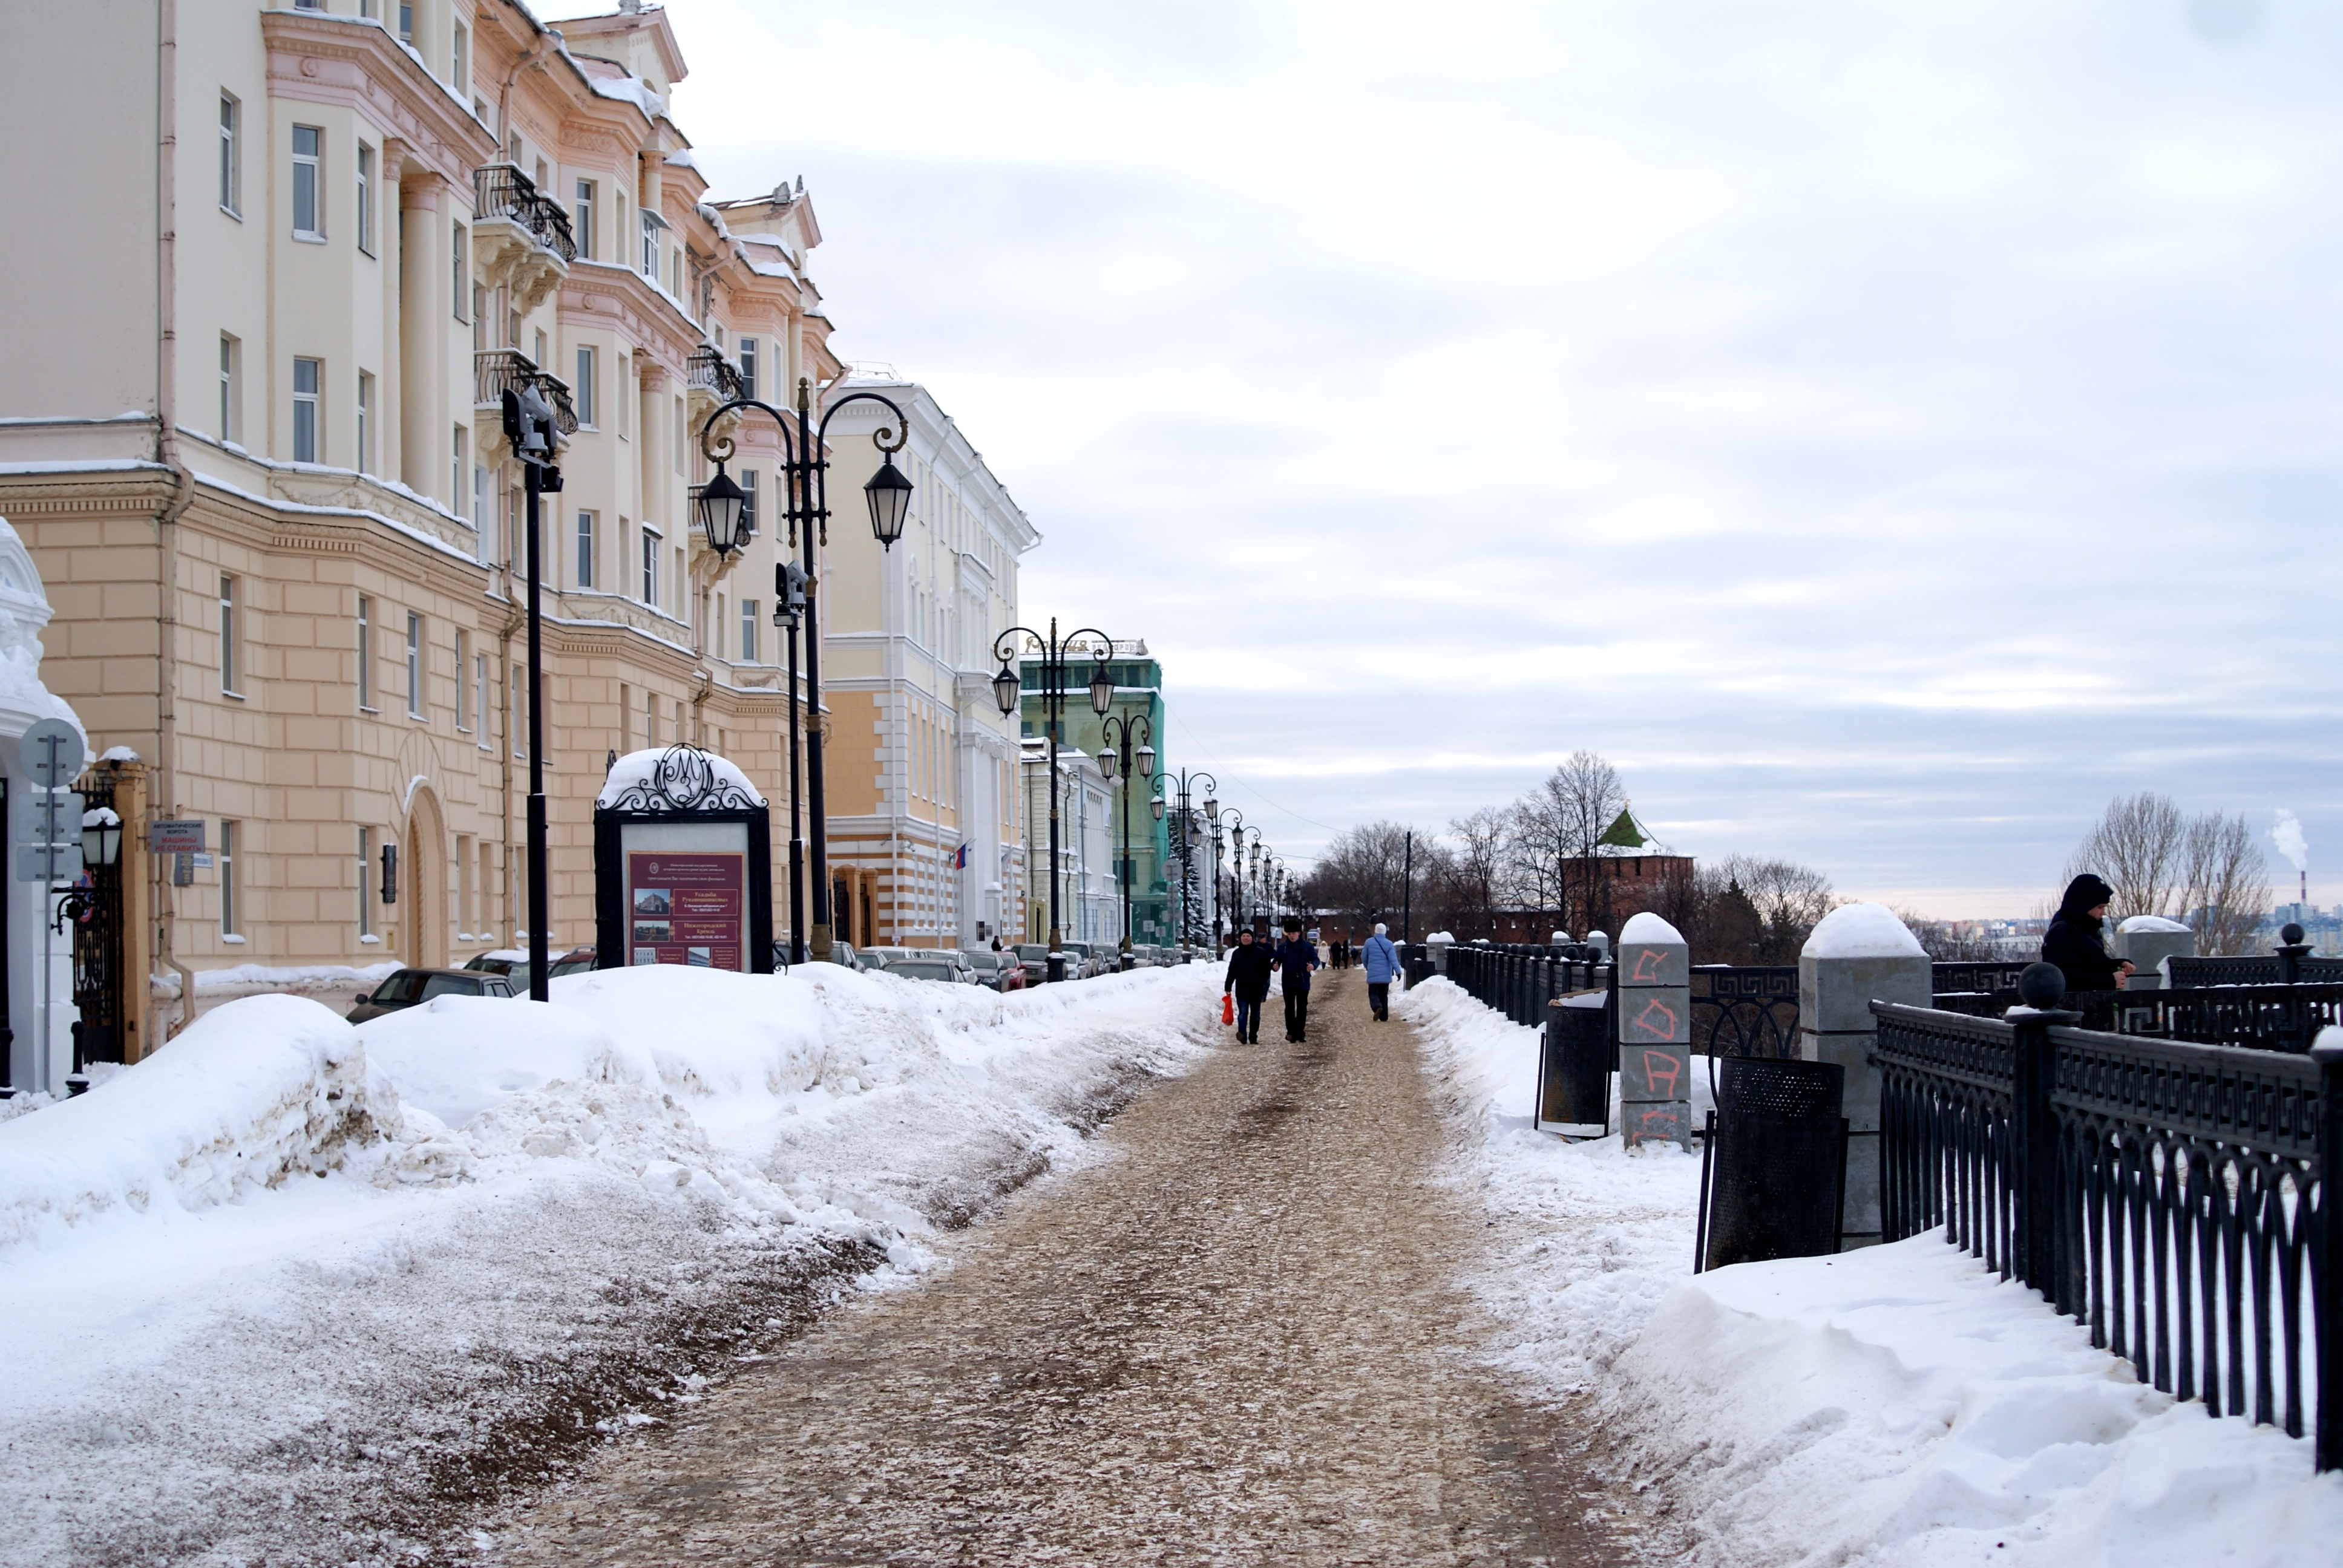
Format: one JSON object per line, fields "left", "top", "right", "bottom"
{"left": 1929, "top": 982, "right": 2343, "bottom": 1053}
{"left": 473, "top": 349, "right": 580, "bottom": 435}
{"left": 473, "top": 162, "right": 578, "bottom": 263}
{"left": 1443, "top": 943, "right": 1607, "bottom": 1027}
{"left": 1875, "top": 998, "right": 2339, "bottom": 1470}
{"left": 2169, "top": 955, "right": 2343, "bottom": 987}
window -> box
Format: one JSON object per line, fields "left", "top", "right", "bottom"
{"left": 617, "top": 356, "right": 630, "bottom": 436}
{"left": 641, "top": 208, "right": 660, "bottom": 278}
{"left": 575, "top": 345, "right": 595, "bottom": 426}
{"left": 741, "top": 599, "right": 758, "bottom": 664}
{"left": 741, "top": 469, "right": 758, "bottom": 534}
{"left": 473, "top": 462, "right": 485, "bottom": 537}
{"left": 454, "top": 630, "right": 471, "bottom": 730}
{"left": 398, "top": 3, "right": 413, "bottom": 44}
{"left": 574, "top": 180, "right": 595, "bottom": 260}
{"left": 356, "top": 145, "right": 375, "bottom": 256}
{"left": 219, "top": 575, "right": 240, "bottom": 694}
{"left": 358, "top": 826, "right": 375, "bottom": 938}
{"left": 474, "top": 652, "right": 488, "bottom": 747}
{"left": 356, "top": 595, "right": 373, "bottom": 710}
{"left": 356, "top": 371, "right": 373, "bottom": 474}
{"left": 739, "top": 338, "right": 757, "bottom": 401}
{"left": 218, "top": 94, "right": 240, "bottom": 215}
{"left": 452, "top": 22, "right": 468, "bottom": 93}
{"left": 575, "top": 510, "right": 595, "bottom": 588}
{"left": 453, "top": 225, "right": 468, "bottom": 319}
{"left": 405, "top": 611, "right": 423, "bottom": 719}
{"left": 294, "top": 0, "right": 321, "bottom": 8}
{"left": 511, "top": 665, "right": 527, "bottom": 759}
{"left": 479, "top": 840, "right": 494, "bottom": 933}
{"left": 452, "top": 425, "right": 465, "bottom": 508}
{"left": 220, "top": 821, "right": 240, "bottom": 936}
{"left": 292, "top": 125, "right": 323, "bottom": 240}
{"left": 646, "top": 688, "right": 658, "bottom": 747}
{"left": 292, "top": 357, "right": 321, "bottom": 463}
{"left": 457, "top": 833, "right": 474, "bottom": 933}
{"left": 641, "top": 526, "right": 658, "bottom": 603}
{"left": 218, "top": 335, "right": 239, "bottom": 444}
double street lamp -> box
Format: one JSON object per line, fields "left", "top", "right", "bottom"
{"left": 1155, "top": 767, "right": 1216, "bottom": 950}
{"left": 1094, "top": 712, "right": 1155, "bottom": 966}
{"left": 695, "top": 375, "right": 914, "bottom": 965}
{"left": 990, "top": 617, "right": 1116, "bottom": 982}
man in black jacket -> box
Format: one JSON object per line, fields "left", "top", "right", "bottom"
{"left": 1223, "top": 929, "right": 1273, "bottom": 1044}
{"left": 2042, "top": 873, "right": 2134, "bottom": 993}
{"left": 1273, "top": 920, "right": 1322, "bottom": 1043}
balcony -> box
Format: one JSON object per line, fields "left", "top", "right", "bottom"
{"left": 472, "top": 163, "right": 574, "bottom": 313}
{"left": 474, "top": 348, "right": 578, "bottom": 462}
{"left": 686, "top": 344, "right": 747, "bottom": 445}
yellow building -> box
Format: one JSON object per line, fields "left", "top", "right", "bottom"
{"left": 0, "top": 1, "right": 877, "bottom": 1031}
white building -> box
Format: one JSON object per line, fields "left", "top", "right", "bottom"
{"left": 1021, "top": 736, "right": 1114, "bottom": 949}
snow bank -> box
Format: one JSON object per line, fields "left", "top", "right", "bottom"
{"left": 1619, "top": 910, "right": 1684, "bottom": 945}
{"left": 1407, "top": 969, "right": 2343, "bottom": 1567}
{"left": 1803, "top": 900, "right": 1925, "bottom": 959}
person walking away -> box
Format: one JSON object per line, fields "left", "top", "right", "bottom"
{"left": 2042, "top": 873, "right": 2134, "bottom": 994}
{"left": 1273, "top": 918, "right": 1322, "bottom": 1043}
{"left": 1223, "top": 928, "right": 1274, "bottom": 1044}
{"left": 1360, "top": 921, "right": 1401, "bottom": 1022}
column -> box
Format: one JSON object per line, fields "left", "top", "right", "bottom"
{"left": 399, "top": 174, "right": 445, "bottom": 499}
{"left": 1798, "top": 903, "right": 1932, "bottom": 1248}
{"left": 1616, "top": 912, "right": 1691, "bottom": 1149}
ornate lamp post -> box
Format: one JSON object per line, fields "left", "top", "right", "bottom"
{"left": 1218, "top": 809, "right": 1251, "bottom": 941}
{"left": 696, "top": 376, "right": 913, "bottom": 964}
{"left": 990, "top": 617, "right": 1115, "bottom": 982}
{"left": 1094, "top": 713, "right": 1154, "bottom": 968}
{"left": 500, "top": 383, "right": 565, "bottom": 1001}
{"left": 1155, "top": 768, "right": 1215, "bottom": 951}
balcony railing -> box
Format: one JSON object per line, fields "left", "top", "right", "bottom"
{"left": 473, "top": 163, "right": 577, "bottom": 264}
{"left": 473, "top": 349, "right": 580, "bottom": 436}
{"left": 687, "top": 344, "right": 746, "bottom": 402}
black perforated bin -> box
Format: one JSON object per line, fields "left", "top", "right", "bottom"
{"left": 1696, "top": 1056, "right": 1846, "bottom": 1271}
{"left": 1537, "top": 991, "right": 1611, "bottom": 1138}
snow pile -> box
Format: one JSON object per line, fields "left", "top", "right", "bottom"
{"left": 1802, "top": 899, "right": 1927, "bottom": 959}
{"left": 1618, "top": 910, "right": 1685, "bottom": 945}
{"left": 0, "top": 996, "right": 395, "bottom": 1248}
{"left": 1407, "top": 972, "right": 2343, "bottom": 1566}
{"left": 595, "top": 745, "right": 764, "bottom": 807}
{"left": 2118, "top": 913, "right": 2193, "bottom": 934}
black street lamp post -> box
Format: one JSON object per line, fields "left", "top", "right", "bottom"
{"left": 1156, "top": 768, "right": 1215, "bottom": 950}
{"left": 696, "top": 376, "right": 913, "bottom": 965}
{"left": 1218, "top": 809, "right": 1250, "bottom": 941}
{"left": 1094, "top": 713, "right": 1155, "bottom": 967}
{"left": 990, "top": 617, "right": 1115, "bottom": 982}
{"left": 499, "top": 384, "right": 567, "bottom": 1002}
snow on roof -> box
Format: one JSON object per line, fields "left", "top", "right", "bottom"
{"left": 586, "top": 71, "right": 664, "bottom": 119}
{"left": 1801, "top": 901, "right": 1925, "bottom": 961}
{"left": 2117, "top": 914, "right": 2192, "bottom": 933}
{"left": 1619, "top": 912, "right": 1685, "bottom": 946}
{"left": 595, "top": 746, "right": 765, "bottom": 809}
{"left": 98, "top": 745, "right": 140, "bottom": 763}
{"left": 664, "top": 149, "right": 700, "bottom": 170}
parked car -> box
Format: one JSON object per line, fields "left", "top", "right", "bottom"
{"left": 861, "top": 947, "right": 913, "bottom": 972}
{"left": 1011, "top": 944, "right": 1052, "bottom": 984}
{"left": 349, "top": 967, "right": 516, "bottom": 1022}
{"left": 825, "top": 940, "right": 872, "bottom": 972}
{"left": 888, "top": 956, "right": 980, "bottom": 985}
{"left": 465, "top": 946, "right": 595, "bottom": 993}
{"left": 1061, "top": 941, "right": 1106, "bottom": 979}
{"left": 958, "top": 950, "right": 1028, "bottom": 991}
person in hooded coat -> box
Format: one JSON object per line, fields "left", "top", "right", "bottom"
{"left": 1360, "top": 922, "right": 1402, "bottom": 1021}
{"left": 2042, "top": 873, "right": 2134, "bottom": 993}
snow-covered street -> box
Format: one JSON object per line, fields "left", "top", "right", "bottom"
{"left": 0, "top": 962, "right": 1213, "bottom": 1565}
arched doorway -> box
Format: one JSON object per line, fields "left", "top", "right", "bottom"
{"left": 403, "top": 784, "right": 449, "bottom": 971}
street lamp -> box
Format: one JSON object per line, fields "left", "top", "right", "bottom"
{"left": 79, "top": 807, "right": 122, "bottom": 869}
{"left": 771, "top": 558, "right": 810, "bottom": 962}
{"left": 989, "top": 616, "right": 1115, "bottom": 982}
{"left": 1098, "top": 711, "right": 1153, "bottom": 965}
{"left": 1156, "top": 767, "right": 1214, "bottom": 950}
{"left": 692, "top": 463, "right": 752, "bottom": 558}
{"left": 698, "top": 375, "right": 912, "bottom": 964}
{"left": 501, "top": 382, "right": 565, "bottom": 1001}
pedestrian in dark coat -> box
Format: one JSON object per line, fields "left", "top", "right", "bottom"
{"left": 1223, "top": 929, "right": 1274, "bottom": 1044}
{"left": 1273, "top": 919, "right": 1322, "bottom": 1042}
{"left": 2042, "top": 873, "right": 2133, "bottom": 994}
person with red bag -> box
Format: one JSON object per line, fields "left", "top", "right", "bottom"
{"left": 1222, "top": 928, "right": 1273, "bottom": 1044}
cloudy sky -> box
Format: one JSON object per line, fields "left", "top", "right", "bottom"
{"left": 663, "top": 0, "right": 2342, "bottom": 917}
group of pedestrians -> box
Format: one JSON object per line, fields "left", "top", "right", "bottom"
{"left": 1221, "top": 921, "right": 1404, "bottom": 1044}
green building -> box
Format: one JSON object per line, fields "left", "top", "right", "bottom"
{"left": 1021, "top": 638, "right": 1171, "bottom": 947}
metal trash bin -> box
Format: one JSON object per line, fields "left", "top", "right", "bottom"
{"left": 1536, "top": 991, "right": 1611, "bottom": 1138}
{"left": 1696, "top": 1056, "right": 1847, "bottom": 1272}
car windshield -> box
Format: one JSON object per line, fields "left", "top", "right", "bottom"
{"left": 419, "top": 974, "right": 482, "bottom": 1001}
{"left": 893, "top": 961, "right": 955, "bottom": 981}
{"left": 1014, "top": 946, "right": 1049, "bottom": 961}
{"left": 960, "top": 953, "right": 1000, "bottom": 970}
{"left": 369, "top": 970, "right": 427, "bottom": 1003}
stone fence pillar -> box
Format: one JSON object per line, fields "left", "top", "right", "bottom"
{"left": 1798, "top": 903, "right": 1930, "bottom": 1249}
{"left": 1427, "top": 931, "right": 1453, "bottom": 975}
{"left": 2115, "top": 915, "right": 2195, "bottom": 990}
{"left": 1616, "top": 912, "right": 1691, "bottom": 1149}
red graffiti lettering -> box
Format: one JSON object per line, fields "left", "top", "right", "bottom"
{"left": 1637, "top": 1105, "right": 1679, "bottom": 1129}
{"left": 1630, "top": 947, "right": 1665, "bottom": 984}
{"left": 1631, "top": 996, "right": 1679, "bottom": 1040}
{"left": 1639, "top": 1049, "right": 1683, "bottom": 1098}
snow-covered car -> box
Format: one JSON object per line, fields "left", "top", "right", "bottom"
{"left": 349, "top": 967, "right": 516, "bottom": 1022}
{"left": 463, "top": 946, "right": 594, "bottom": 993}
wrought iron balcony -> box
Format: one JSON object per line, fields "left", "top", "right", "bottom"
{"left": 473, "top": 163, "right": 577, "bottom": 263}
{"left": 473, "top": 349, "right": 579, "bottom": 436}
{"left": 687, "top": 344, "right": 746, "bottom": 402}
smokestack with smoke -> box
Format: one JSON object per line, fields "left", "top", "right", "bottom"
{"left": 2272, "top": 809, "right": 2309, "bottom": 911}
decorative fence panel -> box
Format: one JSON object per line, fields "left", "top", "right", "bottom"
{"left": 1929, "top": 983, "right": 2343, "bottom": 1053}
{"left": 1875, "top": 999, "right": 2339, "bottom": 1469}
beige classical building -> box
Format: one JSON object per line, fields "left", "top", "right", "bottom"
{"left": 0, "top": 0, "right": 910, "bottom": 1034}
{"left": 819, "top": 373, "right": 1038, "bottom": 951}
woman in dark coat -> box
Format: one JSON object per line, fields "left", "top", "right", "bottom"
{"left": 2041, "top": 874, "right": 2134, "bottom": 993}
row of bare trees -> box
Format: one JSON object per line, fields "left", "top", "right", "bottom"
{"left": 1294, "top": 750, "right": 1840, "bottom": 964}
{"left": 2057, "top": 791, "right": 2270, "bottom": 956}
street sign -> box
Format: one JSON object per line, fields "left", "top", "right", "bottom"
{"left": 18, "top": 791, "right": 82, "bottom": 843}
{"left": 16, "top": 718, "right": 84, "bottom": 791}
{"left": 150, "top": 818, "right": 206, "bottom": 854}
{"left": 16, "top": 842, "right": 81, "bottom": 884}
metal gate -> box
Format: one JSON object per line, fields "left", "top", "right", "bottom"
{"left": 59, "top": 765, "right": 125, "bottom": 1070}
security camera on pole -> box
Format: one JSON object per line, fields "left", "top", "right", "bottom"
{"left": 500, "top": 383, "right": 563, "bottom": 1002}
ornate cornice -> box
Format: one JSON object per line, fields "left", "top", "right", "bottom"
{"left": 261, "top": 12, "right": 496, "bottom": 192}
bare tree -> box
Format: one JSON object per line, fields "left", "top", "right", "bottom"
{"left": 1447, "top": 806, "right": 1510, "bottom": 938}
{"left": 1295, "top": 820, "right": 1421, "bottom": 935}
{"left": 2178, "top": 812, "right": 2270, "bottom": 956}
{"left": 1535, "top": 751, "right": 1625, "bottom": 936}
{"left": 2062, "top": 792, "right": 2186, "bottom": 921}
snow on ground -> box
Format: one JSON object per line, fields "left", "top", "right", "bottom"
{"left": 1401, "top": 973, "right": 2343, "bottom": 1568}
{"left": 0, "top": 960, "right": 1223, "bottom": 1567}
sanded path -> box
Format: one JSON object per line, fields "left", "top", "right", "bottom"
{"left": 489, "top": 969, "right": 1620, "bottom": 1566}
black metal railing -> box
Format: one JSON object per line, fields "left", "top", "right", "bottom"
{"left": 1876, "top": 997, "right": 2338, "bottom": 1469}
{"left": 687, "top": 344, "right": 746, "bottom": 402}
{"left": 1442, "top": 942, "right": 1609, "bottom": 1027}
{"left": 2169, "top": 955, "right": 2343, "bottom": 987}
{"left": 1929, "top": 982, "right": 2343, "bottom": 1054}
{"left": 473, "top": 162, "right": 578, "bottom": 263}
{"left": 472, "top": 349, "right": 579, "bottom": 436}
{"left": 1692, "top": 965, "right": 1800, "bottom": 1059}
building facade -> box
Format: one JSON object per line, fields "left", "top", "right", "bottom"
{"left": 1020, "top": 640, "right": 1170, "bottom": 950}
{"left": 1020, "top": 737, "right": 1115, "bottom": 948}
{"left": 818, "top": 373, "right": 1036, "bottom": 952}
{"left": 0, "top": 0, "right": 858, "bottom": 1027}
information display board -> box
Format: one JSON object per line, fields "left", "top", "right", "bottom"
{"left": 626, "top": 848, "right": 746, "bottom": 969}
{"left": 593, "top": 746, "right": 773, "bottom": 977}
